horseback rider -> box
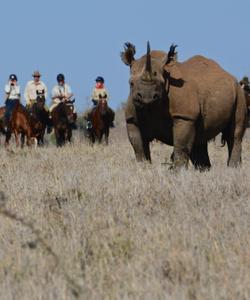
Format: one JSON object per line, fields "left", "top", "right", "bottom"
{"left": 50, "top": 73, "right": 77, "bottom": 128}
{"left": 240, "top": 76, "right": 250, "bottom": 94}
{"left": 24, "top": 70, "right": 48, "bottom": 110}
{"left": 84, "top": 76, "right": 115, "bottom": 128}
{"left": 4, "top": 74, "right": 21, "bottom": 126}
{"left": 91, "top": 76, "right": 110, "bottom": 105}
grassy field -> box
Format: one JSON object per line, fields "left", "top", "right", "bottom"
{"left": 0, "top": 110, "right": 249, "bottom": 300}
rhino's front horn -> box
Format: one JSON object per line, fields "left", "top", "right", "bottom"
{"left": 142, "top": 41, "right": 153, "bottom": 82}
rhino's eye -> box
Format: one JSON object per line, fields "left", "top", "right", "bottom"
{"left": 153, "top": 71, "right": 157, "bottom": 76}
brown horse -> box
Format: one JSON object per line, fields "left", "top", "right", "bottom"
{"left": 5, "top": 101, "right": 34, "bottom": 147}
{"left": 88, "top": 99, "right": 115, "bottom": 144}
{"left": 0, "top": 106, "right": 6, "bottom": 135}
{"left": 51, "top": 100, "right": 76, "bottom": 147}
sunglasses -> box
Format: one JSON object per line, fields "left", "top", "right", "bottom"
{"left": 33, "top": 75, "right": 40, "bottom": 78}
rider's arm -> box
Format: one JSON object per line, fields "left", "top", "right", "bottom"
{"left": 51, "top": 86, "right": 62, "bottom": 100}
{"left": 91, "top": 88, "right": 99, "bottom": 101}
{"left": 51, "top": 86, "right": 57, "bottom": 99}
{"left": 4, "top": 83, "right": 11, "bottom": 94}
{"left": 24, "top": 82, "right": 31, "bottom": 104}
{"left": 43, "top": 83, "right": 48, "bottom": 100}
{"left": 65, "top": 85, "right": 73, "bottom": 100}
{"left": 104, "top": 88, "right": 109, "bottom": 101}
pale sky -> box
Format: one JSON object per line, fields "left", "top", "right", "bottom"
{"left": 0, "top": 0, "right": 249, "bottom": 111}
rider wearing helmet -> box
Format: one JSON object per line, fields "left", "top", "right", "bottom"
{"left": 50, "top": 73, "right": 74, "bottom": 112}
{"left": 83, "top": 76, "right": 115, "bottom": 128}
{"left": 91, "top": 76, "right": 109, "bottom": 105}
{"left": 50, "top": 74, "right": 77, "bottom": 129}
{"left": 4, "top": 74, "right": 21, "bottom": 126}
{"left": 24, "top": 70, "right": 48, "bottom": 109}
{"left": 240, "top": 76, "right": 250, "bottom": 93}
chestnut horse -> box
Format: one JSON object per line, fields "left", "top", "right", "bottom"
{"left": 0, "top": 107, "right": 6, "bottom": 135}
{"left": 88, "top": 99, "right": 115, "bottom": 144}
{"left": 5, "top": 101, "right": 34, "bottom": 147}
{"left": 51, "top": 100, "right": 76, "bottom": 147}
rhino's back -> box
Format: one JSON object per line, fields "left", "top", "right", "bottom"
{"left": 179, "top": 55, "right": 236, "bottom": 87}
{"left": 170, "top": 55, "right": 239, "bottom": 139}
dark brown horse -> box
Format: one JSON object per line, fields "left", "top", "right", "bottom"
{"left": 241, "top": 87, "right": 250, "bottom": 127}
{"left": 51, "top": 100, "right": 76, "bottom": 147}
{"left": 29, "top": 91, "right": 51, "bottom": 145}
{"left": 88, "top": 99, "right": 114, "bottom": 144}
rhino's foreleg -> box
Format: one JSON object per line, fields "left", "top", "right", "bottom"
{"left": 172, "top": 118, "right": 195, "bottom": 168}
{"left": 126, "top": 123, "right": 150, "bottom": 162}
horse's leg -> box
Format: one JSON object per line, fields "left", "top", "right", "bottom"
{"left": 91, "top": 131, "right": 95, "bottom": 145}
{"left": 67, "top": 128, "right": 72, "bottom": 143}
{"left": 96, "top": 129, "right": 102, "bottom": 144}
{"left": 54, "top": 128, "right": 61, "bottom": 147}
{"left": 26, "top": 129, "right": 32, "bottom": 147}
{"left": 21, "top": 133, "right": 25, "bottom": 148}
{"left": 5, "top": 130, "right": 11, "bottom": 147}
{"left": 14, "top": 130, "right": 20, "bottom": 147}
{"left": 105, "top": 127, "right": 109, "bottom": 145}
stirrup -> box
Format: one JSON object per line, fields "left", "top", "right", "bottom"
{"left": 86, "top": 120, "right": 92, "bottom": 130}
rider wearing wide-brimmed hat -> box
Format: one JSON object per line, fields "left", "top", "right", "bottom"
{"left": 24, "top": 70, "right": 48, "bottom": 108}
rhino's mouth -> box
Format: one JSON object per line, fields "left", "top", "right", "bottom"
{"left": 133, "top": 93, "right": 160, "bottom": 107}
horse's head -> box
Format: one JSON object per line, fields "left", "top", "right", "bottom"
{"left": 97, "top": 97, "right": 108, "bottom": 115}
{"left": 63, "top": 100, "right": 75, "bottom": 124}
{"left": 36, "top": 89, "right": 45, "bottom": 109}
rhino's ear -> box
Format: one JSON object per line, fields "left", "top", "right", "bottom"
{"left": 164, "top": 44, "right": 178, "bottom": 66}
{"left": 121, "top": 42, "right": 136, "bottom": 67}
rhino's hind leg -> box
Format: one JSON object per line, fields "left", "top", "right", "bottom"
{"left": 225, "top": 135, "right": 243, "bottom": 167}
{"left": 190, "top": 143, "right": 211, "bottom": 171}
{"left": 225, "top": 86, "right": 247, "bottom": 167}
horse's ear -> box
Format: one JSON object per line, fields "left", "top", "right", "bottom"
{"left": 42, "top": 89, "right": 45, "bottom": 94}
{"left": 103, "top": 93, "right": 107, "bottom": 99}
{"left": 36, "top": 90, "right": 39, "bottom": 95}
{"left": 99, "top": 94, "right": 102, "bottom": 99}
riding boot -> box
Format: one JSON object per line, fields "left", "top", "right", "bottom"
{"left": 86, "top": 120, "right": 92, "bottom": 130}
{"left": 47, "top": 125, "right": 53, "bottom": 134}
{"left": 71, "top": 112, "right": 78, "bottom": 129}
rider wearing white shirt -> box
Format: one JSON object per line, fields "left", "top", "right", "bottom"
{"left": 24, "top": 70, "right": 48, "bottom": 108}
{"left": 50, "top": 74, "right": 74, "bottom": 112}
{"left": 4, "top": 74, "right": 21, "bottom": 125}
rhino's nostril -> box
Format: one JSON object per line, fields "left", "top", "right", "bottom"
{"left": 153, "top": 94, "right": 159, "bottom": 101}
{"left": 137, "top": 93, "right": 143, "bottom": 99}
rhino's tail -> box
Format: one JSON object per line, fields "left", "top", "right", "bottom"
{"left": 220, "top": 133, "right": 226, "bottom": 147}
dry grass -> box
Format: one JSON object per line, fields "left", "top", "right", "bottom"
{"left": 0, "top": 111, "right": 249, "bottom": 300}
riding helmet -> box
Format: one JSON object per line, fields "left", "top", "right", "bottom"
{"left": 95, "top": 76, "right": 104, "bottom": 83}
{"left": 9, "top": 74, "right": 17, "bottom": 81}
{"left": 57, "top": 73, "right": 65, "bottom": 82}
